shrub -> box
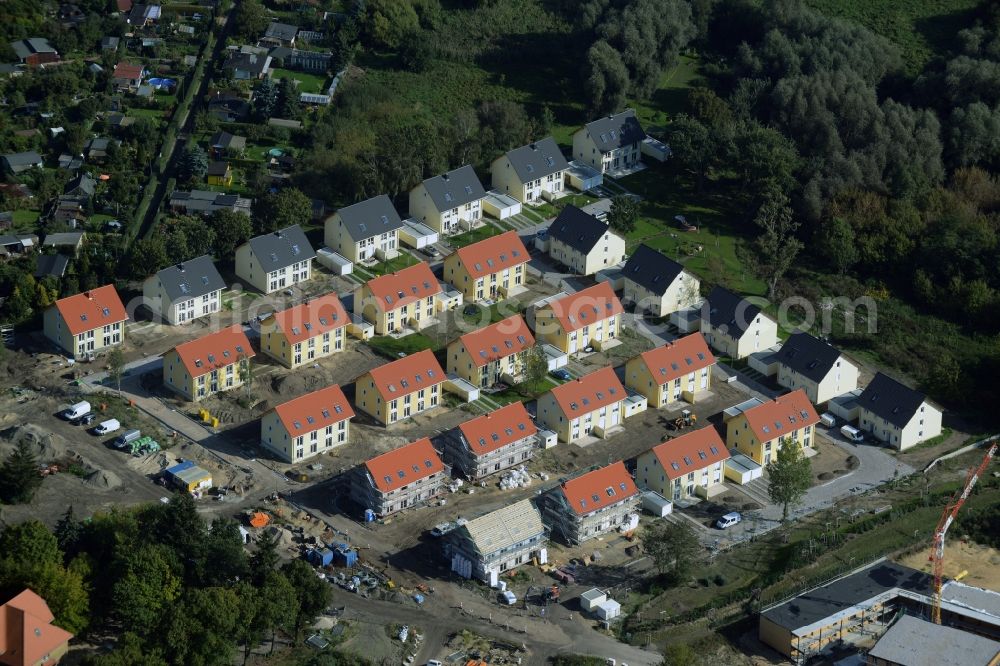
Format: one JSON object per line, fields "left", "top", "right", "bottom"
{"left": 714, "top": 574, "right": 726, "bottom": 586}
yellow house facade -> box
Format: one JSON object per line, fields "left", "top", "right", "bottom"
{"left": 324, "top": 194, "right": 404, "bottom": 263}
{"left": 259, "top": 293, "right": 348, "bottom": 369}
{"left": 725, "top": 388, "right": 820, "bottom": 465}
{"left": 533, "top": 282, "right": 624, "bottom": 354}
{"left": 43, "top": 284, "right": 128, "bottom": 360}
{"left": 162, "top": 324, "right": 255, "bottom": 401}
{"left": 624, "top": 332, "right": 715, "bottom": 408}
{"left": 635, "top": 426, "right": 730, "bottom": 500}
{"left": 443, "top": 230, "right": 529, "bottom": 302}
{"left": 447, "top": 314, "right": 535, "bottom": 388}
{"left": 536, "top": 366, "right": 626, "bottom": 443}
{"left": 353, "top": 262, "right": 442, "bottom": 335}
{"left": 354, "top": 349, "right": 445, "bottom": 425}
{"left": 260, "top": 383, "right": 354, "bottom": 463}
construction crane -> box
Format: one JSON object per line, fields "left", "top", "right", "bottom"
{"left": 930, "top": 442, "right": 997, "bottom": 624}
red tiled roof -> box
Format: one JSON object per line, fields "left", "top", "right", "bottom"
{"left": 649, "top": 426, "right": 729, "bottom": 481}
{"left": 548, "top": 366, "right": 625, "bottom": 417}
{"left": 273, "top": 383, "right": 354, "bottom": 435}
{"left": 457, "top": 315, "right": 535, "bottom": 368}
{"left": 560, "top": 461, "right": 637, "bottom": 516}
{"left": 458, "top": 402, "right": 537, "bottom": 456}
{"left": 112, "top": 62, "right": 144, "bottom": 80}
{"left": 453, "top": 230, "right": 529, "bottom": 280}
{"left": 543, "top": 282, "right": 624, "bottom": 333}
{"left": 269, "top": 293, "right": 347, "bottom": 344}
{"left": 172, "top": 325, "right": 255, "bottom": 378}
{"left": 53, "top": 284, "right": 128, "bottom": 335}
{"left": 365, "top": 262, "right": 441, "bottom": 313}
{"left": 365, "top": 349, "right": 445, "bottom": 399}
{"left": 0, "top": 589, "right": 74, "bottom": 666}
{"left": 743, "top": 388, "right": 819, "bottom": 443}
{"left": 635, "top": 333, "right": 715, "bottom": 384}
{"left": 364, "top": 437, "right": 445, "bottom": 493}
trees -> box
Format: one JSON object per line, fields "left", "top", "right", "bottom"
{"left": 585, "top": 40, "right": 629, "bottom": 115}
{"left": 275, "top": 77, "right": 300, "bottom": 120}
{"left": 234, "top": 0, "right": 269, "bottom": 41}
{"left": 178, "top": 146, "right": 209, "bottom": 182}
{"left": 361, "top": 0, "right": 420, "bottom": 50}
{"left": 743, "top": 192, "right": 802, "bottom": 300}
{"left": 641, "top": 520, "right": 700, "bottom": 583}
{"left": 161, "top": 215, "right": 217, "bottom": 265}
{"left": 127, "top": 238, "right": 169, "bottom": 279}
{"left": 281, "top": 559, "right": 331, "bottom": 639}
{"left": 607, "top": 195, "right": 638, "bottom": 235}
{"left": 0, "top": 439, "right": 44, "bottom": 504}
{"left": 818, "top": 216, "right": 858, "bottom": 275}
{"left": 112, "top": 544, "right": 182, "bottom": 634}
{"left": 522, "top": 346, "right": 549, "bottom": 394}
{"left": 252, "top": 77, "right": 278, "bottom": 122}
{"left": 211, "top": 210, "right": 253, "bottom": 258}
{"left": 106, "top": 346, "right": 125, "bottom": 398}
{"left": 668, "top": 115, "right": 714, "bottom": 191}
{"left": 254, "top": 188, "right": 312, "bottom": 234}
{"left": 767, "top": 439, "right": 812, "bottom": 521}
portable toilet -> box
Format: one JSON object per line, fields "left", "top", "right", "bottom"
{"left": 332, "top": 544, "right": 357, "bottom": 567}
{"left": 364, "top": 509, "right": 376, "bottom": 522}
{"left": 307, "top": 548, "right": 334, "bottom": 567}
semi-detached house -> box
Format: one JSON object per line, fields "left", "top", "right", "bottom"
{"left": 446, "top": 499, "right": 547, "bottom": 584}
{"left": 856, "top": 372, "right": 943, "bottom": 450}
{"left": 260, "top": 293, "right": 348, "bottom": 368}
{"left": 351, "top": 437, "right": 448, "bottom": 517}
{"left": 537, "top": 366, "right": 626, "bottom": 443}
{"left": 725, "top": 388, "right": 820, "bottom": 465}
{"left": 622, "top": 244, "right": 700, "bottom": 317}
{"left": 162, "top": 325, "right": 254, "bottom": 401}
{"left": 572, "top": 109, "right": 646, "bottom": 174}
{"left": 542, "top": 461, "right": 640, "bottom": 544}
{"left": 774, "top": 331, "right": 859, "bottom": 405}
{"left": 260, "top": 383, "right": 354, "bottom": 463}
{"left": 353, "top": 262, "right": 442, "bottom": 335}
{"left": 447, "top": 314, "right": 535, "bottom": 388}
{"left": 546, "top": 205, "right": 626, "bottom": 276}
{"left": 324, "top": 194, "right": 404, "bottom": 263}
{"left": 700, "top": 286, "right": 779, "bottom": 359}
{"left": 409, "top": 165, "right": 487, "bottom": 235}
{"left": 532, "top": 282, "right": 624, "bottom": 354}
{"left": 234, "top": 225, "right": 315, "bottom": 294}
{"left": 443, "top": 401, "right": 539, "bottom": 480}
{"left": 354, "top": 349, "right": 444, "bottom": 426}
{"left": 443, "top": 230, "right": 529, "bottom": 302}
{"left": 43, "top": 284, "right": 128, "bottom": 359}
{"left": 142, "top": 255, "right": 225, "bottom": 325}
{"left": 625, "top": 332, "right": 715, "bottom": 408}
{"left": 490, "top": 137, "right": 570, "bottom": 205}
{"left": 636, "top": 426, "right": 730, "bottom": 501}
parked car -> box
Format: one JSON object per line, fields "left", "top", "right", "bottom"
{"left": 715, "top": 512, "right": 741, "bottom": 529}
{"left": 841, "top": 424, "right": 865, "bottom": 443}
{"left": 550, "top": 368, "right": 571, "bottom": 381}
{"left": 60, "top": 400, "right": 91, "bottom": 420}
{"left": 112, "top": 429, "right": 141, "bottom": 449}
{"left": 71, "top": 412, "right": 97, "bottom": 426}
{"left": 93, "top": 418, "right": 121, "bottom": 436}
{"left": 423, "top": 246, "right": 441, "bottom": 259}
{"left": 430, "top": 522, "right": 456, "bottom": 538}
{"left": 462, "top": 304, "right": 479, "bottom": 316}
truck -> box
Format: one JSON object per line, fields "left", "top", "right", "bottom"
{"left": 60, "top": 401, "right": 91, "bottom": 420}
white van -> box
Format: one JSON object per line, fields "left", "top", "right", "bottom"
{"left": 93, "top": 419, "right": 121, "bottom": 435}
{"left": 841, "top": 425, "right": 865, "bottom": 443}
{"left": 715, "top": 512, "right": 741, "bottom": 529}
{"left": 113, "top": 429, "right": 142, "bottom": 448}
{"left": 61, "top": 401, "right": 91, "bottom": 420}
{"left": 820, "top": 412, "right": 837, "bottom": 428}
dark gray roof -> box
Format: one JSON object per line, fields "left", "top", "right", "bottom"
{"left": 264, "top": 22, "right": 298, "bottom": 41}
{"left": 584, "top": 109, "right": 646, "bottom": 153}
{"left": 622, "top": 244, "right": 684, "bottom": 295}
{"left": 10, "top": 38, "right": 57, "bottom": 59}
{"left": 335, "top": 195, "right": 403, "bottom": 241}
{"left": 101, "top": 36, "right": 120, "bottom": 50}
{"left": 208, "top": 130, "right": 246, "bottom": 150}
{"left": 35, "top": 254, "right": 70, "bottom": 279}
{"left": 504, "top": 137, "right": 570, "bottom": 183}
{"left": 224, "top": 51, "right": 270, "bottom": 76}
{"left": 762, "top": 562, "right": 933, "bottom": 632}
{"left": 169, "top": 189, "right": 251, "bottom": 215}
{"left": 154, "top": 254, "right": 225, "bottom": 305}
{"left": 867, "top": 615, "right": 1000, "bottom": 666}
{"left": 246, "top": 224, "right": 316, "bottom": 270}
{"left": 548, "top": 205, "right": 609, "bottom": 255}
{"left": 857, "top": 372, "right": 928, "bottom": 429}
{"left": 419, "top": 165, "right": 486, "bottom": 212}
{"left": 2, "top": 151, "right": 43, "bottom": 167}
{"left": 775, "top": 331, "right": 843, "bottom": 383}
{"left": 704, "top": 286, "right": 761, "bottom": 337}
{"left": 207, "top": 161, "right": 229, "bottom": 176}
{"left": 64, "top": 173, "right": 96, "bottom": 197}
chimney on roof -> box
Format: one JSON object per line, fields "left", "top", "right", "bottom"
{"left": 85, "top": 291, "right": 93, "bottom": 299}
{"left": 442, "top": 173, "right": 450, "bottom": 181}
{"left": 177, "top": 263, "right": 185, "bottom": 271}
{"left": 274, "top": 230, "right": 283, "bottom": 237}
{"left": 529, "top": 143, "right": 537, "bottom": 150}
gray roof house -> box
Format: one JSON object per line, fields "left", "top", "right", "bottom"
{"left": 101, "top": 36, "right": 120, "bottom": 51}
{"left": 224, "top": 51, "right": 271, "bottom": 80}
{"left": 857, "top": 372, "right": 929, "bottom": 431}
{"left": 421, "top": 165, "right": 486, "bottom": 214}
{"left": 703, "top": 286, "right": 761, "bottom": 337}
{"left": 9, "top": 38, "right": 58, "bottom": 64}
{"left": 445, "top": 499, "right": 547, "bottom": 584}
{"left": 335, "top": 194, "right": 404, "bottom": 243}
{"left": 505, "top": 137, "right": 569, "bottom": 183}
{"left": 143, "top": 255, "right": 226, "bottom": 324}
{"left": 34, "top": 253, "right": 70, "bottom": 278}
{"left": 1, "top": 151, "right": 43, "bottom": 174}
{"left": 84, "top": 137, "right": 118, "bottom": 161}
{"left": 772, "top": 330, "right": 859, "bottom": 403}
{"left": 548, "top": 205, "right": 609, "bottom": 256}
{"left": 64, "top": 173, "right": 97, "bottom": 198}
{"left": 244, "top": 226, "right": 316, "bottom": 267}
{"left": 582, "top": 109, "right": 646, "bottom": 154}
{"left": 168, "top": 190, "right": 251, "bottom": 216}
{"left": 42, "top": 231, "right": 86, "bottom": 253}
{"left": 236, "top": 225, "right": 316, "bottom": 294}
{"left": 263, "top": 22, "right": 298, "bottom": 45}
{"left": 622, "top": 244, "right": 684, "bottom": 297}
{"left": 208, "top": 130, "right": 246, "bottom": 156}
{"left": 867, "top": 615, "right": 1000, "bottom": 666}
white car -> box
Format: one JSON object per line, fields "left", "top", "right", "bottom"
{"left": 93, "top": 419, "right": 121, "bottom": 435}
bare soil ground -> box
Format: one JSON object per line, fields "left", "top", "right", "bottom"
{"left": 898, "top": 540, "right": 1000, "bottom": 592}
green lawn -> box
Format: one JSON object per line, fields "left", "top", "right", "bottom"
{"left": 449, "top": 225, "right": 502, "bottom": 248}
{"left": 129, "top": 108, "right": 166, "bottom": 120}
{"left": 368, "top": 253, "right": 419, "bottom": 276}
{"left": 627, "top": 53, "right": 702, "bottom": 133}
{"left": 12, "top": 210, "right": 40, "bottom": 227}
{"left": 366, "top": 332, "right": 440, "bottom": 358}
{"left": 271, "top": 68, "right": 328, "bottom": 94}
{"left": 460, "top": 299, "right": 524, "bottom": 326}
{"left": 804, "top": 0, "right": 980, "bottom": 74}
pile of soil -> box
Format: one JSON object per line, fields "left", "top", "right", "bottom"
{"left": 0, "top": 424, "right": 69, "bottom": 462}
{"left": 85, "top": 469, "right": 123, "bottom": 489}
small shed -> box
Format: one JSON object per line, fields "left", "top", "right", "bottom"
{"left": 541, "top": 343, "right": 568, "bottom": 372}
{"left": 641, "top": 136, "right": 671, "bottom": 162}
{"left": 828, "top": 389, "right": 862, "bottom": 422}
{"left": 165, "top": 460, "right": 212, "bottom": 493}
{"left": 444, "top": 374, "right": 480, "bottom": 402}
{"left": 596, "top": 598, "right": 621, "bottom": 620}
{"left": 307, "top": 548, "right": 334, "bottom": 567}
{"left": 580, "top": 588, "right": 606, "bottom": 612}
{"left": 670, "top": 305, "right": 703, "bottom": 334}
{"left": 399, "top": 218, "right": 439, "bottom": 249}
{"left": 332, "top": 543, "right": 357, "bottom": 567}
{"left": 641, "top": 490, "right": 673, "bottom": 517}
{"left": 483, "top": 190, "right": 522, "bottom": 220}
{"left": 747, "top": 347, "right": 781, "bottom": 377}
{"left": 536, "top": 428, "right": 558, "bottom": 449}
{"left": 565, "top": 161, "right": 603, "bottom": 193}
{"left": 725, "top": 451, "right": 763, "bottom": 485}
{"left": 316, "top": 247, "right": 353, "bottom": 275}
{"left": 623, "top": 393, "right": 647, "bottom": 419}
{"left": 347, "top": 313, "right": 373, "bottom": 340}
{"left": 595, "top": 266, "right": 624, "bottom": 290}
